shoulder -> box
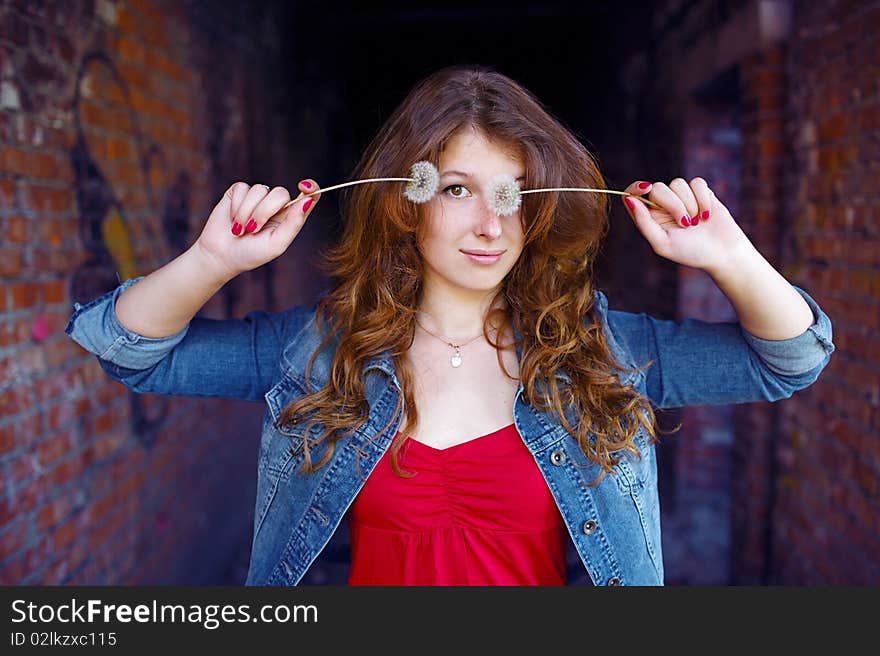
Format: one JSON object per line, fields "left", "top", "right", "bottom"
{"left": 588, "top": 288, "right": 642, "bottom": 378}
{"left": 278, "top": 301, "right": 339, "bottom": 381}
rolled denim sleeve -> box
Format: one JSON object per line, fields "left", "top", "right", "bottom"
{"left": 739, "top": 285, "right": 835, "bottom": 376}
{"left": 64, "top": 276, "right": 190, "bottom": 369}
{"left": 65, "top": 276, "right": 313, "bottom": 402}
{"left": 603, "top": 284, "right": 835, "bottom": 409}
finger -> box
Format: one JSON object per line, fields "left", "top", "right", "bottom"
{"left": 298, "top": 178, "right": 321, "bottom": 198}
{"left": 216, "top": 182, "right": 238, "bottom": 215}
{"left": 297, "top": 178, "right": 321, "bottom": 206}
{"left": 689, "top": 177, "right": 712, "bottom": 223}
{"left": 246, "top": 186, "right": 292, "bottom": 233}
{"left": 227, "top": 182, "right": 250, "bottom": 225}
{"left": 669, "top": 177, "right": 699, "bottom": 223}
{"left": 279, "top": 179, "right": 322, "bottom": 215}
{"left": 648, "top": 182, "right": 692, "bottom": 228}
{"left": 623, "top": 193, "right": 670, "bottom": 254}
{"left": 298, "top": 179, "right": 321, "bottom": 215}
{"left": 623, "top": 180, "right": 654, "bottom": 196}
{"left": 232, "top": 184, "right": 272, "bottom": 236}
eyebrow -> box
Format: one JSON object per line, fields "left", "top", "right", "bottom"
{"left": 441, "top": 170, "right": 526, "bottom": 181}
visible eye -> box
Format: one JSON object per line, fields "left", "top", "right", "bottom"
{"left": 442, "top": 184, "right": 472, "bottom": 199}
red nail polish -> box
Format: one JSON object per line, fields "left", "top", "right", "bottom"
{"left": 701, "top": 210, "right": 710, "bottom": 220}
{"left": 691, "top": 215, "right": 700, "bottom": 226}
{"left": 624, "top": 197, "right": 635, "bottom": 210}
{"left": 300, "top": 180, "right": 312, "bottom": 189}
{"left": 680, "top": 216, "right": 690, "bottom": 227}
{"left": 245, "top": 218, "right": 257, "bottom": 233}
{"left": 638, "top": 182, "right": 651, "bottom": 190}
{"left": 232, "top": 222, "right": 242, "bottom": 235}
{"left": 303, "top": 198, "right": 313, "bottom": 212}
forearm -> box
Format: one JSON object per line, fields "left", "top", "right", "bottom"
{"left": 115, "top": 244, "right": 234, "bottom": 338}
{"left": 707, "top": 241, "right": 815, "bottom": 340}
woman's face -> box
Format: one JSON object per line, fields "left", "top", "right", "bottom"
{"left": 418, "top": 126, "right": 526, "bottom": 297}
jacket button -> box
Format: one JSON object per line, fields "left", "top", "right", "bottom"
{"left": 582, "top": 519, "right": 598, "bottom": 535}
{"left": 607, "top": 576, "right": 621, "bottom": 586}
{"left": 550, "top": 449, "right": 566, "bottom": 465}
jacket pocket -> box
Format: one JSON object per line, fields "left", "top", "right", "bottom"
{"left": 612, "top": 426, "right": 654, "bottom": 493}
{"left": 262, "top": 373, "right": 326, "bottom": 480}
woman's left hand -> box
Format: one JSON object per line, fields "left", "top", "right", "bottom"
{"left": 621, "top": 177, "right": 754, "bottom": 273}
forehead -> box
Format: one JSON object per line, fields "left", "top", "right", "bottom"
{"left": 439, "top": 127, "right": 522, "bottom": 169}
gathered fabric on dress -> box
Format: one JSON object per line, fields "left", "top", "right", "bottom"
{"left": 348, "top": 423, "right": 568, "bottom": 586}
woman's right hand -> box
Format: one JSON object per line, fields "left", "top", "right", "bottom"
{"left": 194, "top": 179, "right": 320, "bottom": 279}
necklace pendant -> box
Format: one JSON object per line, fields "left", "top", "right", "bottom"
{"left": 451, "top": 347, "right": 463, "bottom": 368}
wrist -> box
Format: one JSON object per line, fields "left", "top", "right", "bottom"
{"left": 706, "top": 238, "right": 759, "bottom": 281}
{"left": 189, "top": 242, "right": 238, "bottom": 285}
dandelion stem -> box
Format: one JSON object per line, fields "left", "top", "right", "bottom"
{"left": 519, "top": 187, "right": 663, "bottom": 210}
{"left": 280, "top": 177, "right": 415, "bottom": 211}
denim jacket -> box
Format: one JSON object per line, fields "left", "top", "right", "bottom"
{"left": 65, "top": 277, "right": 835, "bottom": 586}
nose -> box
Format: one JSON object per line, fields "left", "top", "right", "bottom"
{"left": 476, "top": 201, "right": 503, "bottom": 240}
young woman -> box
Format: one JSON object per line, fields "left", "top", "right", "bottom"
{"left": 66, "top": 65, "right": 835, "bottom": 586}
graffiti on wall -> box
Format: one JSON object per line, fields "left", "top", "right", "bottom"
{"left": 67, "top": 52, "right": 181, "bottom": 446}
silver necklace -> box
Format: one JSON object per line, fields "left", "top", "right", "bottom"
{"left": 414, "top": 316, "right": 484, "bottom": 368}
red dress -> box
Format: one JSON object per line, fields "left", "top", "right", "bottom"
{"left": 347, "top": 423, "right": 568, "bottom": 585}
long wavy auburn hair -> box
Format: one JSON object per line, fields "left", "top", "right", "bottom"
{"left": 275, "top": 65, "right": 668, "bottom": 485}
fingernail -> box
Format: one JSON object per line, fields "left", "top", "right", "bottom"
{"left": 638, "top": 182, "right": 651, "bottom": 190}
{"left": 232, "top": 222, "right": 243, "bottom": 235}
{"left": 303, "top": 198, "right": 314, "bottom": 213}
{"left": 701, "top": 210, "right": 710, "bottom": 220}
{"left": 691, "top": 215, "right": 700, "bottom": 226}
{"left": 624, "top": 197, "right": 635, "bottom": 210}
{"left": 680, "top": 216, "right": 690, "bottom": 227}
{"left": 245, "top": 218, "right": 257, "bottom": 233}
{"left": 300, "top": 180, "right": 312, "bottom": 189}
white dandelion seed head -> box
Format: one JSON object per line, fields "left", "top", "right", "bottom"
{"left": 487, "top": 174, "right": 522, "bottom": 216}
{"left": 404, "top": 160, "right": 440, "bottom": 204}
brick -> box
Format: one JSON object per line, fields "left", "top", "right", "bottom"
{"left": 90, "top": 433, "right": 123, "bottom": 460}
{"left": 0, "top": 519, "right": 28, "bottom": 562}
{"left": 39, "top": 558, "right": 68, "bottom": 585}
{"left": 0, "top": 484, "right": 38, "bottom": 531}
{"left": 30, "top": 151, "right": 63, "bottom": 181}
{"left": 4, "top": 215, "right": 30, "bottom": 243}
{"left": 37, "top": 494, "right": 73, "bottom": 531}
{"left": 46, "top": 452, "right": 88, "bottom": 489}
{"left": 0, "top": 424, "right": 15, "bottom": 456}
{"left": 25, "top": 185, "right": 74, "bottom": 213}
{"left": 10, "top": 409, "right": 42, "bottom": 448}
{"left": 0, "top": 248, "right": 22, "bottom": 276}
{"left": 0, "top": 553, "right": 30, "bottom": 585}
{"left": 0, "top": 386, "right": 21, "bottom": 417}
{"left": 42, "top": 338, "right": 71, "bottom": 369}
{"left": 0, "top": 178, "right": 14, "bottom": 204}
{"left": 42, "top": 279, "right": 66, "bottom": 304}
{"left": 37, "top": 430, "right": 71, "bottom": 465}
{"left": 116, "top": 35, "right": 146, "bottom": 67}
{"left": 9, "top": 281, "right": 38, "bottom": 310}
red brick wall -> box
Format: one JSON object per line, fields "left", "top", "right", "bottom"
{"left": 750, "top": 0, "right": 880, "bottom": 584}
{"left": 614, "top": 0, "right": 878, "bottom": 584}
{"left": 0, "top": 0, "right": 335, "bottom": 584}
{"left": 730, "top": 44, "right": 789, "bottom": 584}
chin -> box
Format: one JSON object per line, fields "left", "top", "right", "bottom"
{"left": 454, "top": 277, "right": 506, "bottom": 293}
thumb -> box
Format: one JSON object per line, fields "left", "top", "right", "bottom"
{"left": 270, "top": 194, "right": 312, "bottom": 249}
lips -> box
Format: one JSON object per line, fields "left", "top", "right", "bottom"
{"left": 461, "top": 249, "right": 505, "bottom": 265}
{"left": 461, "top": 250, "right": 505, "bottom": 256}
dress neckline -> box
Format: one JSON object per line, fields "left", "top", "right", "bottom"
{"left": 402, "top": 423, "right": 516, "bottom": 454}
